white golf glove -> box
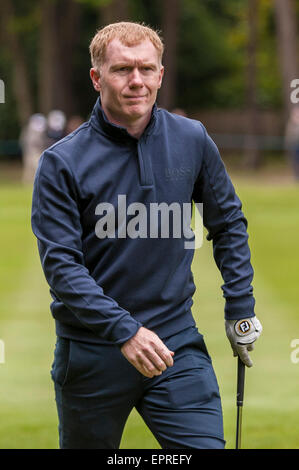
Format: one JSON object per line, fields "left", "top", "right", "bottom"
{"left": 225, "top": 316, "right": 262, "bottom": 367}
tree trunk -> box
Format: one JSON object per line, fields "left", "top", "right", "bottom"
{"left": 0, "top": 0, "right": 34, "bottom": 126}
{"left": 158, "top": 0, "right": 180, "bottom": 111}
{"left": 38, "top": 0, "right": 80, "bottom": 117}
{"left": 57, "top": 0, "right": 81, "bottom": 116}
{"left": 38, "top": 0, "right": 57, "bottom": 115}
{"left": 243, "top": 0, "right": 261, "bottom": 169}
{"left": 274, "top": 0, "right": 299, "bottom": 120}
{"left": 100, "top": 0, "right": 130, "bottom": 25}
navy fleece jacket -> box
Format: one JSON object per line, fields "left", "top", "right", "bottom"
{"left": 31, "top": 98, "right": 255, "bottom": 345}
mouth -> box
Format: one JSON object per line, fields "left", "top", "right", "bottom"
{"left": 124, "top": 95, "right": 146, "bottom": 101}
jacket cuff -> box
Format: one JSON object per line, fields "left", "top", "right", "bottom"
{"left": 109, "top": 315, "right": 143, "bottom": 347}
{"left": 224, "top": 296, "right": 255, "bottom": 320}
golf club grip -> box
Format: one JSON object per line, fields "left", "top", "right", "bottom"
{"left": 237, "top": 356, "right": 245, "bottom": 406}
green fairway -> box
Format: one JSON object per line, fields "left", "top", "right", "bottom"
{"left": 0, "top": 175, "right": 298, "bottom": 449}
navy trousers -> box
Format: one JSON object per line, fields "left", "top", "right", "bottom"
{"left": 51, "top": 326, "right": 225, "bottom": 449}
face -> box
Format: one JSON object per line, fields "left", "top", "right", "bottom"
{"left": 90, "top": 39, "right": 164, "bottom": 125}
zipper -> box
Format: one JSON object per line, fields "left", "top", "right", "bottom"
{"left": 137, "top": 137, "right": 154, "bottom": 187}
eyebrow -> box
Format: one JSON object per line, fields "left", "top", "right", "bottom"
{"left": 110, "top": 61, "right": 158, "bottom": 71}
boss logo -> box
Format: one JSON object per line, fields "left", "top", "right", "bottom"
{"left": 165, "top": 167, "right": 192, "bottom": 180}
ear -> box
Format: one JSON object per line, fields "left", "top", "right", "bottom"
{"left": 90, "top": 68, "right": 101, "bottom": 92}
{"left": 158, "top": 66, "right": 164, "bottom": 89}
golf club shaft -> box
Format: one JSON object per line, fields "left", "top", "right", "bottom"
{"left": 236, "top": 404, "right": 243, "bottom": 449}
{"left": 236, "top": 356, "right": 245, "bottom": 449}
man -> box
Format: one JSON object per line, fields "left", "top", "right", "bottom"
{"left": 31, "top": 22, "right": 262, "bottom": 449}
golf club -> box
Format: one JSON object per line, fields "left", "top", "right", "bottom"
{"left": 236, "top": 355, "right": 245, "bottom": 449}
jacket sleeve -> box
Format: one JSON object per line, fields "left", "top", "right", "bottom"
{"left": 31, "top": 149, "right": 142, "bottom": 345}
{"left": 192, "top": 125, "right": 256, "bottom": 320}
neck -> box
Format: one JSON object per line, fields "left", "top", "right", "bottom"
{"left": 102, "top": 105, "right": 152, "bottom": 139}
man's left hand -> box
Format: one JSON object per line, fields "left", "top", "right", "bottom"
{"left": 225, "top": 316, "right": 262, "bottom": 367}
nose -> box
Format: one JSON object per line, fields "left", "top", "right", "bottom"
{"left": 128, "top": 68, "right": 144, "bottom": 88}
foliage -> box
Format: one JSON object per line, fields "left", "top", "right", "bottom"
{"left": 0, "top": 0, "right": 288, "bottom": 140}
{"left": 177, "top": 0, "right": 244, "bottom": 110}
{"left": 257, "top": 0, "right": 282, "bottom": 108}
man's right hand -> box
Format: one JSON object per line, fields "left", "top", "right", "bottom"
{"left": 120, "top": 327, "right": 175, "bottom": 378}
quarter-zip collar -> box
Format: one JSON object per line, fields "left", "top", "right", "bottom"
{"left": 89, "top": 96, "right": 158, "bottom": 142}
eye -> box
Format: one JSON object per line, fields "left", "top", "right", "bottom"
{"left": 114, "top": 66, "right": 130, "bottom": 73}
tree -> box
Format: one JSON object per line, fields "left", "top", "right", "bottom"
{"left": 99, "top": 0, "right": 130, "bottom": 24}
{"left": 243, "top": 0, "right": 261, "bottom": 169}
{"left": 158, "top": 0, "right": 180, "bottom": 110}
{"left": 0, "top": 0, "right": 34, "bottom": 126}
{"left": 38, "top": 0, "right": 81, "bottom": 116}
{"left": 274, "top": 0, "right": 299, "bottom": 119}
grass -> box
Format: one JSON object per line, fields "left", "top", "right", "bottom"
{"left": 0, "top": 167, "right": 299, "bottom": 449}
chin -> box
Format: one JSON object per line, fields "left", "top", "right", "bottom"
{"left": 126, "top": 103, "right": 152, "bottom": 118}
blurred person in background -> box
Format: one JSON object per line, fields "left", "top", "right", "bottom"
{"left": 285, "top": 106, "right": 299, "bottom": 180}
{"left": 65, "top": 115, "right": 85, "bottom": 135}
{"left": 20, "top": 113, "right": 47, "bottom": 184}
{"left": 46, "top": 110, "right": 67, "bottom": 147}
{"left": 31, "top": 21, "right": 262, "bottom": 450}
{"left": 171, "top": 107, "right": 188, "bottom": 117}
